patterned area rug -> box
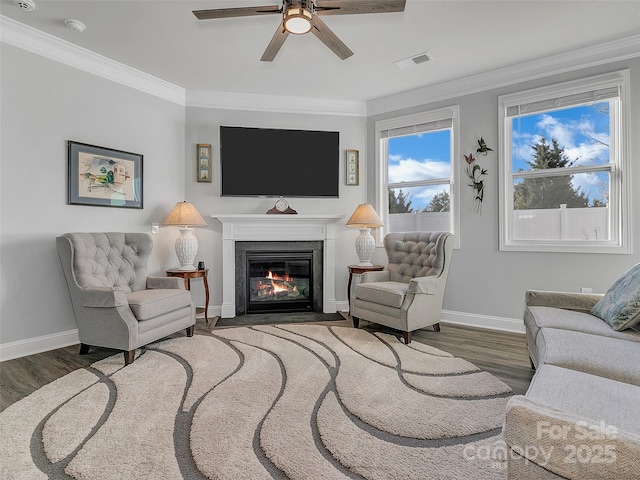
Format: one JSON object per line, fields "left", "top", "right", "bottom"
{"left": 0, "top": 325, "right": 512, "bottom": 479}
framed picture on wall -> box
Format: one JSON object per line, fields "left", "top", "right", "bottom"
{"left": 197, "top": 144, "right": 212, "bottom": 183}
{"left": 346, "top": 149, "right": 359, "bottom": 186}
{"left": 67, "top": 141, "right": 143, "bottom": 208}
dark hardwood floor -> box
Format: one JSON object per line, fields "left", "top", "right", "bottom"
{"left": 0, "top": 314, "right": 533, "bottom": 412}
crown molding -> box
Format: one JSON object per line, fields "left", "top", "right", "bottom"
{"left": 186, "top": 90, "right": 367, "bottom": 117}
{"left": 0, "top": 15, "right": 186, "bottom": 106}
{"left": 367, "top": 34, "right": 640, "bottom": 116}
{"left": 4, "top": 14, "right": 638, "bottom": 118}
{"left": 1, "top": 15, "right": 364, "bottom": 116}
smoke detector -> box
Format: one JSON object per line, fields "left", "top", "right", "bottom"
{"left": 65, "top": 18, "right": 86, "bottom": 34}
{"left": 13, "top": 0, "right": 36, "bottom": 12}
{"left": 393, "top": 51, "right": 432, "bottom": 70}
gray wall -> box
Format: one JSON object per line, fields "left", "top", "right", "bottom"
{"left": 184, "top": 108, "right": 368, "bottom": 310}
{"left": 367, "top": 59, "right": 640, "bottom": 322}
{"left": 2, "top": 39, "right": 638, "bottom": 358}
{"left": 0, "top": 45, "right": 186, "bottom": 347}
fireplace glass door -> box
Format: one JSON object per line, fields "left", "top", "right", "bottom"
{"left": 246, "top": 252, "right": 313, "bottom": 313}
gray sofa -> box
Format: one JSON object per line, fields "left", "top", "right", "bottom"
{"left": 503, "top": 284, "right": 640, "bottom": 479}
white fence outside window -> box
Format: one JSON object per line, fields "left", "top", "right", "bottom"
{"left": 388, "top": 212, "right": 451, "bottom": 233}
{"left": 513, "top": 205, "right": 609, "bottom": 241}
{"left": 389, "top": 205, "right": 608, "bottom": 242}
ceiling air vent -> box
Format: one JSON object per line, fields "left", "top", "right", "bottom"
{"left": 393, "top": 51, "right": 432, "bottom": 70}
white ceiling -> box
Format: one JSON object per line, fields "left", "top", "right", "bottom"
{"left": 3, "top": 0, "right": 640, "bottom": 103}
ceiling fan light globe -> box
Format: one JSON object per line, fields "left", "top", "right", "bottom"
{"left": 284, "top": 7, "right": 312, "bottom": 34}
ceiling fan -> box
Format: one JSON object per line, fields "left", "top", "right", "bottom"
{"left": 193, "top": 0, "right": 406, "bottom": 61}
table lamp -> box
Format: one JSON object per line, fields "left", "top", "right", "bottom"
{"left": 346, "top": 204, "right": 383, "bottom": 266}
{"left": 162, "top": 201, "right": 208, "bottom": 270}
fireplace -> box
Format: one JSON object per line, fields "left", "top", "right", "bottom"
{"left": 246, "top": 251, "right": 313, "bottom": 313}
{"left": 212, "top": 214, "right": 343, "bottom": 318}
{"left": 235, "top": 241, "right": 323, "bottom": 316}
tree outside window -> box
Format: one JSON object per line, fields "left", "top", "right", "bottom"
{"left": 499, "top": 70, "right": 630, "bottom": 253}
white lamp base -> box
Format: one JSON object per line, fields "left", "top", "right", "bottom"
{"left": 175, "top": 227, "right": 198, "bottom": 270}
{"left": 354, "top": 228, "right": 375, "bottom": 266}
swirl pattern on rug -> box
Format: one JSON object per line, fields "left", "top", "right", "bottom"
{"left": 0, "top": 325, "right": 512, "bottom": 479}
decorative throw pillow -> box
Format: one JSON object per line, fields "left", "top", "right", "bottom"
{"left": 592, "top": 263, "right": 640, "bottom": 331}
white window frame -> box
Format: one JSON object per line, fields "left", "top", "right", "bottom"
{"left": 498, "top": 70, "right": 631, "bottom": 254}
{"left": 375, "top": 106, "right": 460, "bottom": 248}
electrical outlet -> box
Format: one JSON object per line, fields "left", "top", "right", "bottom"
{"left": 151, "top": 223, "right": 160, "bottom": 234}
{"left": 580, "top": 287, "right": 593, "bottom": 293}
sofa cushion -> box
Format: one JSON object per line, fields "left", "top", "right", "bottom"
{"left": 126, "top": 289, "right": 192, "bottom": 321}
{"left": 525, "top": 306, "right": 640, "bottom": 344}
{"left": 592, "top": 263, "right": 640, "bottom": 331}
{"left": 504, "top": 365, "right": 640, "bottom": 480}
{"left": 537, "top": 328, "right": 640, "bottom": 386}
{"left": 527, "top": 365, "right": 640, "bottom": 436}
{"left": 354, "top": 281, "right": 408, "bottom": 308}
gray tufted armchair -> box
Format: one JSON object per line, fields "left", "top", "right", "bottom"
{"left": 56, "top": 233, "right": 196, "bottom": 365}
{"left": 351, "top": 231, "right": 454, "bottom": 344}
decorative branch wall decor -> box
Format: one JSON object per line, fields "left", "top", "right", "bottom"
{"left": 464, "top": 137, "right": 493, "bottom": 214}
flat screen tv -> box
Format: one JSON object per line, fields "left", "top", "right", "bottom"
{"left": 220, "top": 126, "right": 339, "bottom": 197}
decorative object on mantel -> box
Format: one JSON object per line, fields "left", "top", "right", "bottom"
{"left": 266, "top": 197, "right": 297, "bottom": 214}
{"left": 346, "top": 149, "right": 359, "bottom": 186}
{"left": 464, "top": 137, "right": 492, "bottom": 214}
{"left": 162, "top": 201, "right": 208, "bottom": 270}
{"left": 196, "top": 144, "right": 212, "bottom": 183}
{"left": 346, "top": 203, "right": 384, "bottom": 266}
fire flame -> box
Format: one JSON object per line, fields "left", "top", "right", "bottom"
{"left": 257, "top": 270, "right": 298, "bottom": 296}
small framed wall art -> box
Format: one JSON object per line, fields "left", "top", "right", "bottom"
{"left": 67, "top": 140, "right": 143, "bottom": 208}
{"left": 197, "top": 144, "right": 212, "bottom": 183}
{"left": 346, "top": 149, "right": 359, "bottom": 186}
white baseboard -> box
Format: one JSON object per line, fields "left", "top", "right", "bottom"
{"left": 198, "top": 305, "right": 221, "bottom": 319}
{"left": 0, "top": 307, "right": 524, "bottom": 361}
{"left": 1, "top": 305, "right": 219, "bottom": 362}
{"left": 335, "top": 301, "right": 350, "bottom": 313}
{"left": 0, "top": 329, "right": 80, "bottom": 362}
{"left": 442, "top": 310, "right": 525, "bottom": 334}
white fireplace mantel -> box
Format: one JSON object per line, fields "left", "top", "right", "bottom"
{"left": 212, "top": 214, "right": 344, "bottom": 318}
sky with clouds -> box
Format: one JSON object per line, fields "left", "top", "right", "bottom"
{"left": 386, "top": 102, "right": 610, "bottom": 211}
{"left": 512, "top": 102, "right": 611, "bottom": 204}
{"left": 387, "top": 130, "right": 451, "bottom": 211}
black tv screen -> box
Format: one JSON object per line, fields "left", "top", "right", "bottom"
{"left": 220, "top": 126, "right": 339, "bottom": 197}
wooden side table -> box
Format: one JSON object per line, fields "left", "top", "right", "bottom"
{"left": 347, "top": 264, "right": 385, "bottom": 316}
{"left": 166, "top": 268, "right": 210, "bottom": 324}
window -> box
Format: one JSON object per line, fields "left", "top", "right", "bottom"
{"left": 498, "top": 70, "right": 631, "bottom": 253}
{"left": 375, "top": 107, "right": 459, "bottom": 246}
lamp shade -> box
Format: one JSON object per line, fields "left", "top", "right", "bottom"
{"left": 162, "top": 201, "right": 207, "bottom": 227}
{"left": 346, "top": 204, "right": 383, "bottom": 266}
{"left": 346, "top": 204, "right": 383, "bottom": 228}
{"left": 163, "top": 202, "right": 207, "bottom": 271}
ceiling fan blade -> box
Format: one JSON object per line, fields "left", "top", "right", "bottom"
{"left": 315, "top": 0, "right": 406, "bottom": 16}
{"left": 311, "top": 15, "right": 353, "bottom": 60}
{"left": 261, "top": 21, "right": 290, "bottom": 61}
{"left": 193, "top": 5, "right": 281, "bottom": 20}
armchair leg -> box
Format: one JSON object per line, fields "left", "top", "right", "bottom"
{"left": 79, "top": 343, "right": 91, "bottom": 355}
{"left": 433, "top": 323, "right": 441, "bottom": 332}
{"left": 186, "top": 325, "right": 195, "bottom": 337}
{"left": 352, "top": 316, "right": 360, "bottom": 329}
{"left": 123, "top": 350, "right": 135, "bottom": 365}
{"left": 402, "top": 331, "right": 412, "bottom": 344}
